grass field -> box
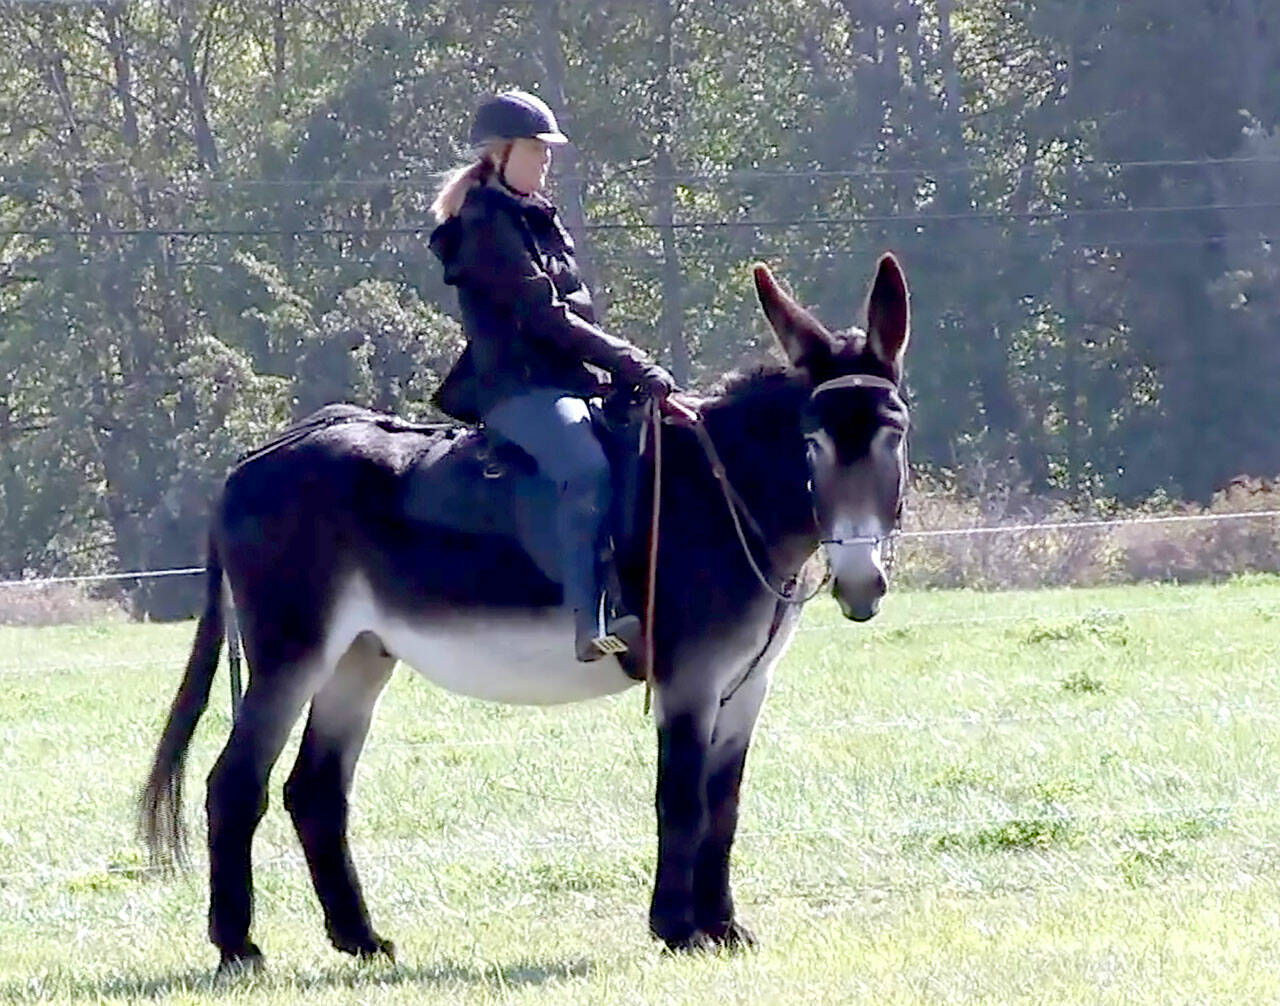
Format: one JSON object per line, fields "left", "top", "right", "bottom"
{"left": 2, "top": 577, "right": 1280, "bottom": 1004}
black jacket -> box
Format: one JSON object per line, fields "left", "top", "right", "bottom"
{"left": 429, "top": 182, "right": 653, "bottom": 423}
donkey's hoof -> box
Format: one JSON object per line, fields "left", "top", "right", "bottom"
{"left": 706, "top": 919, "right": 757, "bottom": 952}
{"left": 215, "top": 943, "right": 264, "bottom": 979}
{"left": 360, "top": 936, "right": 397, "bottom": 963}
{"left": 660, "top": 929, "right": 717, "bottom": 954}
{"left": 333, "top": 932, "right": 396, "bottom": 962}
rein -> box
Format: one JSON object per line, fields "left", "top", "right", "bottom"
{"left": 642, "top": 400, "right": 662, "bottom": 713}
{"left": 690, "top": 420, "right": 826, "bottom": 605}
{"left": 689, "top": 371, "right": 904, "bottom": 606}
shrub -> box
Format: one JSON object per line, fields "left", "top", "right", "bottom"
{"left": 0, "top": 583, "right": 128, "bottom": 627}
{"left": 892, "top": 468, "right": 1280, "bottom": 590}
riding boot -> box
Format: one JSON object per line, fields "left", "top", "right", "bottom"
{"left": 599, "top": 542, "right": 642, "bottom": 662}
{"left": 561, "top": 501, "right": 641, "bottom": 662}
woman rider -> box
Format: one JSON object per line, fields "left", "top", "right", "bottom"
{"left": 428, "top": 89, "right": 680, "bottom": 663}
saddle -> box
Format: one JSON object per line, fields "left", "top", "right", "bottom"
{"left": 245, "top": 400, "right": 651, "bottom": 676}
{"left": 400, "top": 395, "right": 648, "bottom": 652}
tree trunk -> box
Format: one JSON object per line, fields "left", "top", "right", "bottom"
{"left": 902, "top": 0, "right": 927, "bottom": 94}
{"left": 1233, "top": 0, "right": 1266, "bottom": 115}
{"left": 176, "top": 3, "right": 219, "bottom": 172}
{"left": 654, "top": 0, "right": 689, "bottom": 383}
{"left": 655, "top": 146, "right": 688, "bottom": 384}
{"left": 1060, "top": 41, "right": 1082, "bottom": 495}
{"left": 274, "top": 0, "right": 287, "bottom": 86}
{"left": 102, "top": 6, "right": 140, "bottom": 150}
{"left": 534, "top": 0, "right": 603, "bottom": 311}
{"left": 935, "top": 0, "right": 962, "bottom": 120}
{"left": 1062, "top": 245, "right": 1080, "bottom": 492}
{"left": 934, "top": 0, "right": 970, "bottom": 212}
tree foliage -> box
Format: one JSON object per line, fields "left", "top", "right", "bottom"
{"left": 1, "top": 0, "right": 1277, "bottom": 612}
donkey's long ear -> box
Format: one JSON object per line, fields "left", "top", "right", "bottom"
{"left": 753, "top": 263, "right": 834, "bottom": 371}
{"left": 866, "top": 253, "right": 910, "bottom": 375}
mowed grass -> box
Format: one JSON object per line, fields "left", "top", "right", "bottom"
{"left": 2, "top": 577, "right": 1280, "bottom": 1003}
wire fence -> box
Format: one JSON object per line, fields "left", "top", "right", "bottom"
{"left": 7, "top": 200, "right": 1280, "bottom": 241}
{"left": 4, "top": 153, "right": 1278, "bottom": 196}
{"left": 2, "top": 508, "right": 1277, "bottom": 592}
{"left": 1, "top": 547, "right": 1277, "bottom": 922}
{"left": 11, "top": 230, "right": 1278, "bottom": 278}
{"left": 0, "top": 593, "right": 1275, "bottom": 678}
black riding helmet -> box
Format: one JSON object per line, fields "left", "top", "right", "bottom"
{"left": 469, "top": 90, "right": 569, "bottom": 147}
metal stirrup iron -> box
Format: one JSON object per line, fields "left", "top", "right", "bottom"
{"left": 591, "top": 634, "right": 629, "bottom": 656}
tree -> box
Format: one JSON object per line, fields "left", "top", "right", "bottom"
{"left": 3, "top": 0, "right": 1280, "bottom": 613}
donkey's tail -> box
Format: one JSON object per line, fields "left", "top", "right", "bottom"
{"left": 139, "top": 533, "right": 226, "bottom": 870}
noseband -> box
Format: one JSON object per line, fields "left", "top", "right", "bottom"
{"left": 690, "top": 371, "right": 907, "bottom": 604}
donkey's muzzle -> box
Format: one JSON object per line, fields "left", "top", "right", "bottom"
{"left": 832, "top": 573, "right": 885, "bottom": 622}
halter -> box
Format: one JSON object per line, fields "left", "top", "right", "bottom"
{"left": 808, "top": 372, "right": 905, "bottom": 550}
{"left": 691, "top": 371, "right": 907, "bottom": 604}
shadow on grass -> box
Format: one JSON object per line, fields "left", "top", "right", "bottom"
{"left": 2, "top": 956, "right": 597, "bottom": 1002}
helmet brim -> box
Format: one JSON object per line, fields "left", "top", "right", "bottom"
{"left": 535, "top": 130, "right": 570, "bottom": 145}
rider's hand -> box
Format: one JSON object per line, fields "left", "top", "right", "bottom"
{"left": 660, "top": 392, "right": 700, "bottom": 426}
{"left": 639, "top": 363, "right": 678, "bottom": 401}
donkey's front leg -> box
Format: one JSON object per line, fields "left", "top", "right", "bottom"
{"left": 691, "top": 743, "right": 755, "bottom": 949}
{"left": 693, "top": 674, "right": 769, "bottom": 950}
{"left": 650, "top": 708, "right": 716, "bottom": 951}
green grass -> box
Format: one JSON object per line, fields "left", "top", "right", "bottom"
{"left": 3, "top": 577, "right": 1280, "bottom": 1003}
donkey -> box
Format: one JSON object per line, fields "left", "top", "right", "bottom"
{"left": 140, "top": 254, "right": 911, "bottom": 972}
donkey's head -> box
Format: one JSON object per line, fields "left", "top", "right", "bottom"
{"left": 753, "top": 254, "right": 911, "bottom": 621}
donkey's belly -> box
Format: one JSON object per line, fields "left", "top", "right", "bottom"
{"left": 337, "top": 579, "right": 637, "bottom": 704}
{"left": 384, "top": 614, "right": 637, "bottom": 704}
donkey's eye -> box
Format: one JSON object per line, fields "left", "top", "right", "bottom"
{"left": 875, "top": 427, "right": 904, "bottom": 453}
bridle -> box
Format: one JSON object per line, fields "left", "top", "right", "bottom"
{"left": 690, "top": 371, "right": 907, "bottom": 605}
{"left": 807, "top": 373, "right": 904, "bottom": 550}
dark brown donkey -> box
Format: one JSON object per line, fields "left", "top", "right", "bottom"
{"left": 140, "top": 254, "right": 912, "bottom": 973}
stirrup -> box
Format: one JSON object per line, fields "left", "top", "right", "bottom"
{"left": 591, "top": 634, "right": 629, "bottom": 656}
{"left": 575, "top": 629, "right": 615, "bottom": 663}
{"left": 575, "top": 613, "right": 642, "bottom": 663}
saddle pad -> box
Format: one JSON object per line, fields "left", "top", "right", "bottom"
{"left": 400, "top": 428, "right": 563, "bottom": 583}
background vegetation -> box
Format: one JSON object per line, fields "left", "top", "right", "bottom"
{"left": 3, "top": 1, "right": 1278, "bottom": 615}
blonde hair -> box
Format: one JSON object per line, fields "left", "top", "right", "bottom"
{"left": 431, "top": 141, "right": 510, "bottom": 223}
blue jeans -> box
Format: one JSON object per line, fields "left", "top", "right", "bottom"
{"left": 484, "top": 390, "right": 610, "bottom": 616}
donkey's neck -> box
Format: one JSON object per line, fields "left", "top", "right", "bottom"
{"left": 697, "top": 368, "right": 818, "bottom": 581}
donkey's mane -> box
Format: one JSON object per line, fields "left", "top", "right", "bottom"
{"left": 704, "top": 360, "right": 806, "bottom": 411}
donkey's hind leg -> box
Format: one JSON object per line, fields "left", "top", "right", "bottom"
{"left": 207, "top": 658, "right": 327, "bottom": 972}
{"left": 284, "top": 632, "right": 395, "bottom": 959}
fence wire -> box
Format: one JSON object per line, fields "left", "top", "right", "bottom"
{"left": 0, "top": 594, "right": 1276, "bottom": 681}
{"left": 1, "top": 507, "right": 1278, "bottom": 591}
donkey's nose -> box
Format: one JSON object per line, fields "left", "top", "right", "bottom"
{"left": 832, "top": 570, "right": 886, "bottom": 622}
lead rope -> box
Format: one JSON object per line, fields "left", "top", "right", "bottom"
{"left": 642, "top": 399, "right": 662, "bottom": 715}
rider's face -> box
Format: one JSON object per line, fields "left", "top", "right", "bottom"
{"left": 503, "top": 138, "right": 551, "bottom": 195}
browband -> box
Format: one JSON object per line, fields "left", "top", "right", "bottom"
{"left": 810, "top": 373, "right": 899, "bottom": 398}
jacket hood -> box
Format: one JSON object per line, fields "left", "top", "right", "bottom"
{"left": 429, "top": 184, "right": 557, "bottom": 282}
{"left": 428, "top": 215, "right": 462, "bottom": 277}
